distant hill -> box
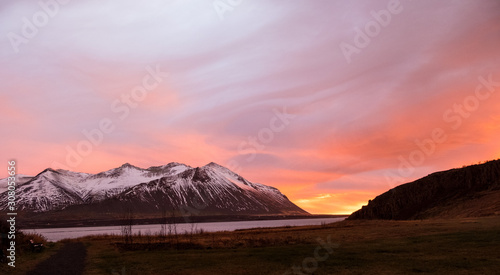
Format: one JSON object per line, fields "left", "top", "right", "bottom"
{"left": 349, "top": 159, "right": 500, "bottom": 220}
{"left": 0, "top": 162, "right": 308, "bottom": 219}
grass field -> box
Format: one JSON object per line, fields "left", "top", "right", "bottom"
{"left": 3, "top": 216, "right": 500, "bottom": 274}
{"left": 0, "top": 241, "right": 61, "bottom": 274}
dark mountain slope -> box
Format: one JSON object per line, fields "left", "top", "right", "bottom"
{"left": 349, "top": 159, "right": 500, "bottom": 220}
{"left": 0, "top": 162, "right": 308, "bottom": 219}
{"left": 56, "top": 163, "right": 308, "bottom": 217}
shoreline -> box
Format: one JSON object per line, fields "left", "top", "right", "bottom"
{"left": 20, "top": 214, "right": 348, "bottom": 229}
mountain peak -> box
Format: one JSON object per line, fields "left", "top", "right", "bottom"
{"left": 202, "top": 162, "right": 241, "bottom": 179}
{"left": 164, "top": 162, "right": 189, "bottom": 168}
{"left": 0, "top": 160, "right": 309, "bottom": 216}
{"left": 118, "top": 163, "right": 143, "bottom": 170}
{"left": 37, "top": 168, "right": 61, "bottom": 177}
{"left": 205, "top": 162, "right": 220, "bottom": 167}
{"left": 43, "top": 168, "right": 58, "bottom": 173}
{"left": 204, "top": 162, "right": 231, "bottom": 171}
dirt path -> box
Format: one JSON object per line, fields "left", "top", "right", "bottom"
{"left": 27, "top": 242, "right": 87, "bottom": 275}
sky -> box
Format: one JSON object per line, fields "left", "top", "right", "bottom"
{"left": 1, "top": 0, "right": 500, "bottom": 214}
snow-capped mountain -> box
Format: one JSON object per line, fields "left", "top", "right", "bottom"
{"left": 0, "top": 162, "right": 191, "bottom": 212}
{"left": 78, "top": 162, "right": 190, "bottom": 202}
{"left": 0, "top": 162, "right": 308, "bottom": 216}
{"left": 0, "top": 174, "right": 33, "bottom": 194}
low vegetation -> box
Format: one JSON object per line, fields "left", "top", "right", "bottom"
{"left": 2, "top": 216, "right": 499, "bottom": 274}
{"left": 81, "top": 216, "right": 499, "bottom": 274}
{"left": 0, "top": 220, "right": 58, "bottom": 274}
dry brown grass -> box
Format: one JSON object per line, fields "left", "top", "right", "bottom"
{"left": 4, "top": 216, "right": 499, "bottom": 274}
{"left": 78, "top": 215, "right": 500, "bottom": 274}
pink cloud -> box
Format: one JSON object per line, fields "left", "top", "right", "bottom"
{"left": 1, "top": 0, "right": 499, "bottom": 214}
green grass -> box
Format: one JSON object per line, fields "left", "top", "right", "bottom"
{"left": 322, "top": 230, "right": 500, "bottom": 274}
{"left": 6, "top": 216, "right": 500, "bottom": 274}
{"left": 0, "top": 242, "right": 61, "bottom": 275}
{"left": 87, "top": 244, "right": 317, "bottom": 275}
{"left": 82, "top": 217, "right": 500, "bottom": 274}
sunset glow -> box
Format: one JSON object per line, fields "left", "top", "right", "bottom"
{"left": 1, "top": 0, "right": 500, "bottom": 214}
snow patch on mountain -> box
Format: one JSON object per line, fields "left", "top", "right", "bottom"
{"left": 0, "top": 162, "right": 306, "bottom": 215}
{"left": 0, "top": 174, "right": 33, "bottom": 193}
{"left": 0, "top": 162, "right": 191, "bottom": 211}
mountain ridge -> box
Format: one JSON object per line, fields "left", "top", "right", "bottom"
{"left": 348, "top": 159, "right": 500, "bottom": 220}
{"left": 0, "top": 162, "right": 309, "bottom": 216}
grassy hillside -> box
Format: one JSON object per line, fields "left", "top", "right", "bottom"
{"left": 349, "top": 159, "right": 500, "bottom": 220}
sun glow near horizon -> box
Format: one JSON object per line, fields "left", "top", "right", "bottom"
{"left": 1, "top": 0, "right": 500, "bottom": 214}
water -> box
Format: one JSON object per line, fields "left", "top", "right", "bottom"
{"left": 23, "top": 217, "right": 345, "bottom": 242}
